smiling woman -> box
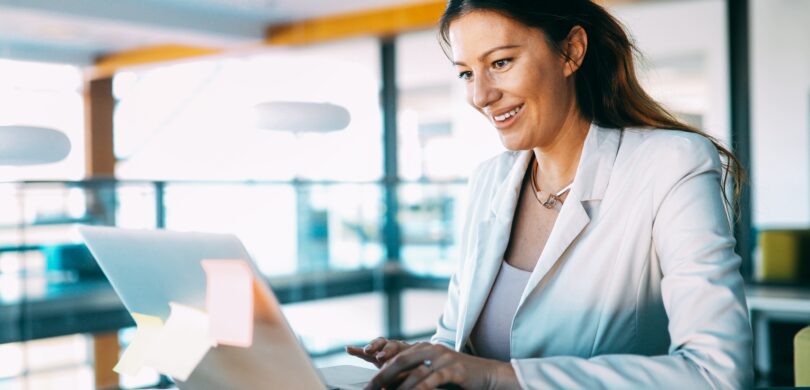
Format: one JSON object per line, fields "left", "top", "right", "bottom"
{"left": 348, "top": 1, "right": 753, "bottom": 389}
{"left": 449, "top": 12, "right": 587, "bottom": 159}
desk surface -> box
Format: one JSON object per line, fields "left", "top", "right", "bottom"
{"left": 746, "top": 284, "right": 810, "bottom": 314}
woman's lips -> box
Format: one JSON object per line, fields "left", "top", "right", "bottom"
{"left": 492, "top": 104, "right": 523, "bottom": 128}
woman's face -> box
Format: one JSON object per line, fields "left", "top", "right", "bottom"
{"left": 448, "top": 11, "right": 580, "bottom": 150}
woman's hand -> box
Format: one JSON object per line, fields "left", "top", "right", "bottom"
{"left": 363, "top": 342, "right": 519, "bottom": 390}
{"left": 346, "top": 337, "right": 413, "bottom": 368}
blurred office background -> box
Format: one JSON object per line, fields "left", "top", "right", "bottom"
{"left": 0, "top": 0, "right": 808, "bottom": 388}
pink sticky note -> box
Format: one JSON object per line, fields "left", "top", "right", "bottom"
{"left": 201, "top": 259, "right": 254, "bottom": 347}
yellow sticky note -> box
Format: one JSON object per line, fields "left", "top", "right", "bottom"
{"left": 201, "top": 259, "right": 254, "bottom": 347}
{"left": 145, "top": 302, "right": 212, "bottom": 382}
{"left": 114, "top": 313, "right": 164, "bottom": 377}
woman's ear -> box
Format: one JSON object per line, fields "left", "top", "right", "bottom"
{"left": 563, "top": 26, "right": 588, "bottom": 77}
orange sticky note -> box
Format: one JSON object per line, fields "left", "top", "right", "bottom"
{"left": 201, "top": 259, "right": 254, "bottom": 347}
{"left": 145, "top": 302, "right": 212, "bottom": 381}
{"left": 114, "top": 313, "right": 163, "bottom": 377}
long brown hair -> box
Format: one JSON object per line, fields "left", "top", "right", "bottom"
{"left": 438, "top": 0, "right": 744, "bottom": 212}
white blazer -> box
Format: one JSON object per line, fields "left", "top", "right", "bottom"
{"left": 430, "top": 124, "right": 753, "bottom": 389}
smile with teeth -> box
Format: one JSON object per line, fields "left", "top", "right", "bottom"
{"left": 494, "top": 105, "right": 523, "bottom": 122}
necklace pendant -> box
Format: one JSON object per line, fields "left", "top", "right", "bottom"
{"left": 542, "top": 194, "right": 559, "bottom": 209}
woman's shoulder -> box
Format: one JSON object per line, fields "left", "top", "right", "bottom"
{"left": 618, "top": 127, "right": 721, "bottom": 169}
{"left": 622, "top": 127, "right": 716, "bottom": 151}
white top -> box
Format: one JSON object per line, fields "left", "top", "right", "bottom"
{"left": 470, "top": 260, "right": 532, "bottom": 362}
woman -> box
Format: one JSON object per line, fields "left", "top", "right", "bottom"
{"left": 347, "top": 1, "right": 752, "bottom": 388}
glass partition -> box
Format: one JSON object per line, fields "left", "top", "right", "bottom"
{"left": 163, "top": 182, "right": 385, "bottom": 276}
{"left": 398, "top": 182, "right": 467, "bottom": 277}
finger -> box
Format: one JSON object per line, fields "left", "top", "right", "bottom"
{"left": 345, "top": 346, "right": 383, "bottom": 367}
{"left": 398, "top": 352, "right": 455, "bottom": 390}
{"left": 389, "top": 370, "right": 412, "bottom": 389}
{"left": 413, "top": 368, "right": 454, "bottom": 390}
{"left": 346, "top": 346, "right": 372, "bottom": 358}
{"left": 364, "top": 337, "right": 388, "bottom": 354}
{"left": 375, "top": 341, "right": 402, "bottom": 362}
{"left": 395, "top": 364, "right": 434, "bottom": 390}
{"left": 366, "top": 345, "right": 442, "bottom": 389}
{"left": 363, "top": 368, "right": 412, "bottom": 390}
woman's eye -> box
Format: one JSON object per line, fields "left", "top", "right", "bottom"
{"left": 493, "top": 58, "right": 512, "bottom": 69}
{"left": 458, "top": 71, "right": 473, "bottom": 81}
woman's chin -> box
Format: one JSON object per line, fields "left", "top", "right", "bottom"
{"left": 498, "top": 133, "right": 532, "bottom": 151}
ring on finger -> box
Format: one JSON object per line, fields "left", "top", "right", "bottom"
{"left": 422, "top": 359, "right": 433, "bottom": 371}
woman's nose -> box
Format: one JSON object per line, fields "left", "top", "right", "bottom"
{"left": 471, "top": 74, "right": 500, "bottom": 109}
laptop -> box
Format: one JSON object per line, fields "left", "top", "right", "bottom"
{"left": 78, "top": 225, "right": 375, "bottom": 390}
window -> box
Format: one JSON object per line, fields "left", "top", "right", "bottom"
{"left": 114, "top": 38, "right": 383, "bottom": 181}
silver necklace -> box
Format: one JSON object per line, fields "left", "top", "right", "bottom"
{"left": 530, "top": 158, "right": 573, "bottom": 209}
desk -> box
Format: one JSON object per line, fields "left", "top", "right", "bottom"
{"left": 746, "top": 284, "right": 810, "bottom": 379}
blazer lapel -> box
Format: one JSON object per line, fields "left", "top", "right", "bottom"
{"left": 517, "top": 192, "right": 590, "bottom": 308}
{"left": 518, "top": 124, "right": 622, "bottom": 307}
{"left": 457, "top": 151, "right": 532, "bottom": 348}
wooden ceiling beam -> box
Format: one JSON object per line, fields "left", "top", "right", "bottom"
{"left": 90, "top": 44, "right": 222, "bottom": 79}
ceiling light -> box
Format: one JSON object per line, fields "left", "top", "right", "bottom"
{"left": 0, "top": 125, "right": 71, "bottom": 165}
{"left": 254, "top": 101, "right": 350, "bottom": 132}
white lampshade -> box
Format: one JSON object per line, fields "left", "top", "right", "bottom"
{"left": 254, "top": 101, "right": 350, "bottom": 132}
{"left": 0, "top": 125, "right": 71, "bottom": 165}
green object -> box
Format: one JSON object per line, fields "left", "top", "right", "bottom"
{"left": 796, "top": 326, "right": 810, "bottom": 386}
{"left": 758, "top": 230, "right": 810, "bottom": 282}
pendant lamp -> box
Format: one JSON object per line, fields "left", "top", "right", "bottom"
{"left": 254, "top": 102, "right": 350, "bottom": 132}
{"left": 0, "top": 125, "right": 71, "bottom": 165}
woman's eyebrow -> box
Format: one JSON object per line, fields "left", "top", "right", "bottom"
{"left": 452, "top": 44, "right": 521, "bottom": 66}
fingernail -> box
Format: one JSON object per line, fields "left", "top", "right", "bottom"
{"left": 375, "top": 351, "right": 385, "bottom": 359}
{"left": 363, "top": 344, "right": 372, "bottom": 351}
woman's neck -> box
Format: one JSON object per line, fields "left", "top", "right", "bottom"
{"left": 531, "top": 115, "right": 590, "bottom": 192}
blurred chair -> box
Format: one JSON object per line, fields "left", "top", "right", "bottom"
{"left": 757, "top": 230, "right": 810, "bottom": 283}
{"left": 797, "top": 325, "right": 810, "bottom": 386}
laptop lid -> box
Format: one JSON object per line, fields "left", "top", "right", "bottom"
{"left": 78, "top": 225, "right": 329, "bottom": 389}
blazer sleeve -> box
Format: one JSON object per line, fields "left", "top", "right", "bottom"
{"left": 510, "top": 135, "right": 753, "bottom": 389}
{"left": 430, "top": 159, "right": 491, "bottom": 349}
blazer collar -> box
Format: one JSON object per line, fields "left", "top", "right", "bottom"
{"left": 488, "top": 123, "right": 621, "bottom": 219}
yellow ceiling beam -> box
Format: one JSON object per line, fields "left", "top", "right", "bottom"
{"left": 266, "top": 1, "right": 446, "bottom": 46}
{"left": 90, "top": 44, "right": 222, "bottom": 79}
